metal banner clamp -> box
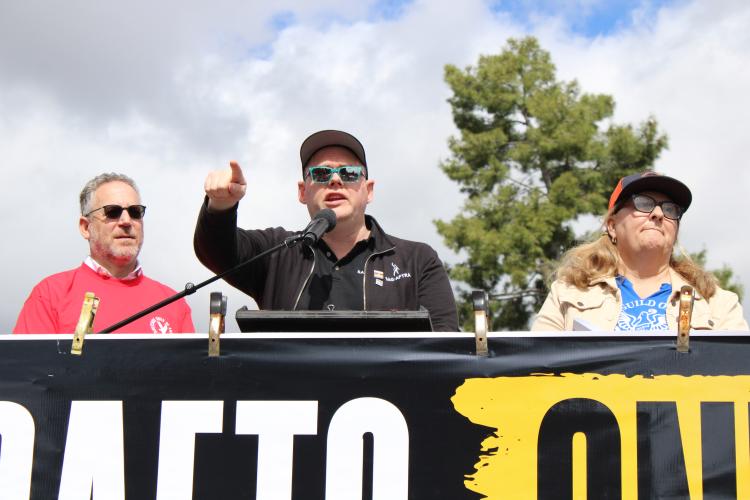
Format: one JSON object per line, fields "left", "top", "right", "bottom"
{"left": 72, "top": 292, "right": 100, "bottom": 355}
{"left": 472, "top": 290, "right": 490, "bottom": 357}
{"left": 677, "top": 285, "right": 694, "bottom": 353}
{"left": 208, "top": 292, "right": 227, "bottom": 357}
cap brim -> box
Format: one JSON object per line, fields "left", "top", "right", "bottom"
{"left": 299, "top": 130, "right": 367, "bottom": 169}
{"left": 617, "top": 175, "right": 692, "bottom": 211}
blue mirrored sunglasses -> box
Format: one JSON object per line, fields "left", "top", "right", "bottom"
{"left": 305, "top": 165, "right": 365, "bottom": 184}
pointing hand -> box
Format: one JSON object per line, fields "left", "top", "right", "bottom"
{"left": 204, "top": 161, "right": 247, "bottom": 211}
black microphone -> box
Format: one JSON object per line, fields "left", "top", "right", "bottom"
{"left": 301, "top": 208, "right": 337, "bottom": 245}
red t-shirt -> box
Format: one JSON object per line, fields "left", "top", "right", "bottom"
{"left": 13, "top": 264, "right": 195, "bottom": 334}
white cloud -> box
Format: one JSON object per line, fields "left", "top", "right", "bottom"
{"left": 2, "top": 0, "right": 749, "bottom": 333}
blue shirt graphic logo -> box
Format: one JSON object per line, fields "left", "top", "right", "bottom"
{"left": 615, "top": 276, "right": 672, "bottom": 331}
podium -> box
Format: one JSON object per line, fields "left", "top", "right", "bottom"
{"left": 235, "top": 308, "right": 433, "bottom": 332}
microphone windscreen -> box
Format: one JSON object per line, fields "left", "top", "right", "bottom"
{"left": 315, "top": 208, "right": 337, "bottom": 232}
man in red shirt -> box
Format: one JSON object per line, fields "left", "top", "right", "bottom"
{"left": 14, "top": 173, "right": 194, "bottom": 334}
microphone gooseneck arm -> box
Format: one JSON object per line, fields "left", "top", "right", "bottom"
{"left": 98, "top": 209, "right": 338, "bottom": 333}
{"left": 98, "top": 239, "right": 294, "bottom": 333}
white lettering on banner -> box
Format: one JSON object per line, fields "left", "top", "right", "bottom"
{"left": 0, "top": 397, "right": 410, "bottom": 498}
{"left": 236, "top": 401, "right": 318, "bottom": 500}
{"left": 58, "top": 401, "right": 125, "bottom": 500}
{"left": 325, "top": 397, "right": 409, "bottom": 500}
{"left": 155, "top": 401, "right": 223, "bottom": 500}
{"left": 0, "top": 402, "right": 35, "bottom": 500}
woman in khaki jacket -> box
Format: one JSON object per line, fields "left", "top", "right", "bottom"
{"left": 532, "top": 172, "right": 748, "bottom": 332}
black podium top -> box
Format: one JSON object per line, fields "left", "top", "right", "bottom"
{"left": 235, "top": 308, "right": 433, "bottom": 332}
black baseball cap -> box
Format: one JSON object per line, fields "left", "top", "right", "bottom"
{"left": 299, "top": 130, "right": 367, "bottom": 175}
{"left": 609, "top": 171, "right": 692, "bottom": 212}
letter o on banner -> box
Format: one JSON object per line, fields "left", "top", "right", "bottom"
{"left": 325, "top": 397, "right": 409, "bottom": 500}
{"left": 537, "top": 398, "right": 622, "bottom": 500}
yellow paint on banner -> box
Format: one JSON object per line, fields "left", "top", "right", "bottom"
{"left": 451, "top": 373, "right": 750, "bottom": 499}
{"left": 572, "top": 432, "right": 587, "bottom": 500}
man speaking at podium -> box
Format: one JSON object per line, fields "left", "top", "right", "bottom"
{"left": 13, "top": 173, "right": 195, "bottom": 334}
{"left": 194, "top": 130, "right": 459, "bottom": 331}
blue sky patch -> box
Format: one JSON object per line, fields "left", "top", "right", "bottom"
{"left": 368, "top": 0, "right": 414, "bottom": 21}
{"left": 490, "top": 0, "right": 681, "bottom": 37}
{"left": 269, "top": 10, "right": 297, "bottom": 31}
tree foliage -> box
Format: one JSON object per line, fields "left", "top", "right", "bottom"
{"left": 437, "top": 37, "right": 670, "bottom": 330}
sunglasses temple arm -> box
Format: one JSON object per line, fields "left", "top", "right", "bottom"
{"left": 97, "top": 239, "right": 295, "bottom": 333}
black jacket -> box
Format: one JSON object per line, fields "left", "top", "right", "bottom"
{"left": 194, "top": 200, "right": 458, "bottom": 331}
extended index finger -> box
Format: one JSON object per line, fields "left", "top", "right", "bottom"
{"left": 229, "top": 160, "right": 246, "bottom": 184}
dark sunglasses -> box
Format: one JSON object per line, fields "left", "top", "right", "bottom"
{"left": 305, "top": 165, "right": 366, "bottom": 184}
{"left": 84, "top": 204, "right": 147, "bottom": 220}
{"left": 625, "top": 194, "right": 683, "bottom": 220}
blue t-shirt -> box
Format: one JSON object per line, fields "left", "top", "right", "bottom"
{"left": 614, "top": 276, "right": 672, "bottom": 331}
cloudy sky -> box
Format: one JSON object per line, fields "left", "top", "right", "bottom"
{"left": 1, "top": 0, "right": 748, "bottom": 333}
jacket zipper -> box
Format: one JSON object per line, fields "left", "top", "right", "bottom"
{"left": 362, "top": 245, "right": 395, "bottom": 310}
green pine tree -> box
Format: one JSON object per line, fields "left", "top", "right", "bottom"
{"left": 437, "top": 36, "right": 670, "bottom": 330}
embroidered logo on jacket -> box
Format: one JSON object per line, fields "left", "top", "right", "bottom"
{"left": 385, "top": 262, "right": 411, "bottom": 282}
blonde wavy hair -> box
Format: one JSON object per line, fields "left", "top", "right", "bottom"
{"left": 554, "top": 208, "right": 718, "bottom": 299}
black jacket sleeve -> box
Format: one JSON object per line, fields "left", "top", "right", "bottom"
{"left": 416, "top": 245, "right": 459, "bottom": 332}
{"left": 193, "top": 198, "right": 289, "bottom": 302}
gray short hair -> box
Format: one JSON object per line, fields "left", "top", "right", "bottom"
{"left": 79, "top": 173, "right": 139, "bottom": 215}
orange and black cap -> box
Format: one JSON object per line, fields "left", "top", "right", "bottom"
{"left": 609, "top": 171, "right": 692, "bottom": 213}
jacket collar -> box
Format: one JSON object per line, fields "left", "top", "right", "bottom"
{"left": 666, "top": 267, "right": 705, "bottom": 302}
{"left": 305, "top": 215, "right": 395, "bottom": 259}
{"left": 365, "top": 215, "right": 396, "bottom": 253}
{"left": 590, "top": 275, "right": 618, "bottom": 293}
